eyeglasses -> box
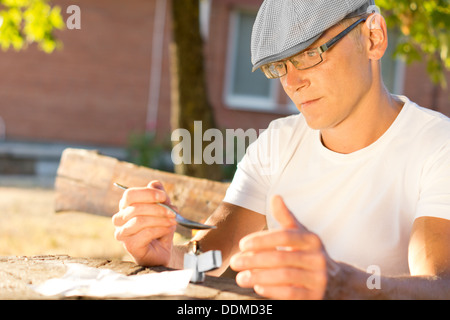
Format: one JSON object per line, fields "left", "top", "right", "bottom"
{"left": 260, "top": 17, "right": 367, "bottom": 79}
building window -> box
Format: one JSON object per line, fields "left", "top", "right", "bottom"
{"left": 224, "top": 9, "right": 279, "bottom": 111}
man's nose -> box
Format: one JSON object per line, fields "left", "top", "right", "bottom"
{"left": 281, "top": 61, "right": 310, "bottom": 92}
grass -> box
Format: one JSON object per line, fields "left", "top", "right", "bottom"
{"left": 0, "top": 186, "right": 129, "bottom": 259}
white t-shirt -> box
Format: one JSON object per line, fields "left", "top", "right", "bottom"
{"left": 224, "top": 96, "right": 450, "bottom": 276}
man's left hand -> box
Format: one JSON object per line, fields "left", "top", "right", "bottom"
{"left": 230, "top": 195, "right": 332, "bottom": 300}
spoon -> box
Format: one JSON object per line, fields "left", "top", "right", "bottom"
{"left": 113, "top": 182, "right": 216, "bottom": 230}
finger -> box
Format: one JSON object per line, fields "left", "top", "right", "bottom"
{"left": 230, "top": 250, "right": 326, "bottom": 272}
{"left": 119, "top": 186, "right": 167, "bottom": 210}
{"left": 147, "top": 180, "right": 164, "bottom": 190}
{"left": 114, "top": 215, "right": 177, "bottom": 240}
{"left": 147, "top": 180, "right": 172, "bottom": 205}
{"left": 119, "top": 227, "right": 175, "bottom": 266}
{"left": 271, "top": 195, "right": 306, "bottom": 231}
{"left": 239, "top": 229, "right": 322, "bottom": 252}
{"left": 112, "top": 203, "right": 176, "bottom": 227}
{"left": 148, "top": 180, "right": 174, "bottom": 206}
{"left": 236, "top": 267, "right": 326, "bottom": 292}
{"left": 254, "top": 284, "right": 324, "bottom": 300}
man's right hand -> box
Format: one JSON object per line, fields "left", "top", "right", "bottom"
{"left": 112, "top": 180, "right": 177, "bottom": 266}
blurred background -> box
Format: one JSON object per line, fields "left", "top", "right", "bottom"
{"left": 0, "top": 0, "right": 448, "bottom": 258}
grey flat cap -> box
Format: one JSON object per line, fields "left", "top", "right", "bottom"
{"left": 251, "top": 0, "right": 375, "bottom": 71}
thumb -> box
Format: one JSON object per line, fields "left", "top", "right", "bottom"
{"left": 147, "top": 180, "right": 165, "bottom": 191}
{"left": 271, "top": 195, "right": 302, "bottom": 230}
{"left": 147, "top": 180, "right": 171, "bottom": 205}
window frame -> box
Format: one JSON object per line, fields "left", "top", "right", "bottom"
{"left": 224, "top": 8, "right": 280, "bottom": 112}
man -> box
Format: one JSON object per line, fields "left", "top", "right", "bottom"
{"left": 113, "top": 0, "right": 450, "bottom": 299}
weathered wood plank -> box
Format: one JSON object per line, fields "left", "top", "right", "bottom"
{"left": 0, "top": 255, "right": 259, "bottom": 300}
{"left": 54, "top": 148, "right": 229, "bottom": 236}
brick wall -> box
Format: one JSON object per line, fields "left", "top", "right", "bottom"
{"left": 0, "top": 0, "right": 282, "bottom": 148}
{"left": 0, "top": 0, "right": 157, "bottom": 146}
{"left": 402, "top": 62, "right": 450, "bottom": 116}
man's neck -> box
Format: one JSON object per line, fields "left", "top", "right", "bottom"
{"left": 320, "top": 88, "right": 403, "bottom": 154}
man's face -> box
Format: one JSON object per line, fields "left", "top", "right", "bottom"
{"left": 279, "top": 22, "right": 371, "bottom": 132}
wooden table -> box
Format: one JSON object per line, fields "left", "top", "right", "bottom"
{"left": 0, "top": 255, "right": 261, "bottom": 300}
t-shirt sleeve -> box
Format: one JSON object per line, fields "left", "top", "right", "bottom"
{"left": 415, "top": 142, "right": 450, "bottom": 221}
{"left": 223, "top": 159, "right": 268, "bottom": 215}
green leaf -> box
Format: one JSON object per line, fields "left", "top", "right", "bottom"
{"left": 0, "top": 0, "right": 64, "bottom": 53}
{"left": 378, "top": 0, "right": 450, "bottom": 87}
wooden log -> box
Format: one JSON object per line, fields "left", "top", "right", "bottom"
{"left": 55, "top": 148, "right": 229, "bottom": 236}
{"left": 0, "top": 255, "right": 259, "bottom": 299}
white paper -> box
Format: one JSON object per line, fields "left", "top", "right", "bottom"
{"left": 31, "top": 263, "right": 193, "bottom": 298}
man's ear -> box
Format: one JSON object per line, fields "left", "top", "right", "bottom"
{"left": 364, "top": 13, "right": 388, "bottom": 61}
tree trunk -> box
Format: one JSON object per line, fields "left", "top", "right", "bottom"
{"left": 170, "top": 0, "right": 222, "bottom": 181}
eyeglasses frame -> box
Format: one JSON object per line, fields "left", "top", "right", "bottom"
{"left": 261, "top": 16, "right": 368, "bottom": 79}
